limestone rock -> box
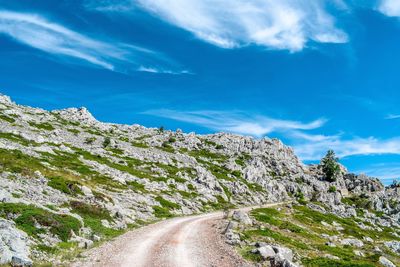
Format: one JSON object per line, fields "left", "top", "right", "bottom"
{"left": 232, "top": 210, "right": 252, "bottom": 225}
{"left": 0, "top": 219, "right": 32, "bottom": 266}
{"left": 379, "top": 256, "right": 396, "bottom": 267}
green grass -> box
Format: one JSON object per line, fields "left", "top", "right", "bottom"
{"left": 235, "top": 153, "right": 252, "bottom": 167}
{"left": 106, "top": 147, "right": 124, "bottom": 155}
{"left": 69, "top": 201, "right": 122, "bottom": 238}
{"left": 153, "top": 206, "right": 173, "bottom": 218}
{"left": 302, "top": 258, "right": 375, "bottom": 267}
{"left": 158, "top": 142, "right": 175, "bottom": 153}
{"left": 67, "top": 128, "right": 80, "bottom": 135}
{"left": 243, "top": 204, "right": 399, "bottom": 266}
{"left": 243, "top": 228, "right": 309, "bottom": 250}
{"left": 0, "top": 203, "right": 81, "bottom": 241}
{"left": 47, "top": 176, "right": 83, "bottom": 196}
{"left": 0, "top": 148, "right": 45, "bottom": 177}
{"left": 188, "top": 149, "right": 228, "bottom": 162}
{"left": 251, "top": 207, "right": 282, "bottom": 224}
{"left": 28, "top": 121, "right": 55, "bottom": 131}
{"left": 241, "top": 248, "right": 264, "bottom": 262}
{"left": 0, "top": 132, "right": 39, "bottom": 146}
{"left": 342, "top": 195, "right": 372, "bottom": 210}
{"left": 155, "top": 196, "right": 180, "bottom": 210}
{"left": 0, "top": 114, "right": 16, "bottom": 123}
{"left": 0, "top": 148, "right": 123, "bottom": 195}
{"left": 177, "top": 190, "right": 198, "bottom": 199}
{"left": 131, "top": 141, "right": 149, "bottom": 148}
{"left": 293, "top": 205, "right": 399, "bottom": 241}
{"left": 125, "top": 180, "right": 147, "bottom": 192}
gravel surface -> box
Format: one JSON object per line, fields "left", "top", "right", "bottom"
{"left": 72, "top": 204, "right": 282, "bottom": 267}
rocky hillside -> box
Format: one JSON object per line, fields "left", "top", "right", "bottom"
{"left": 0, "top": 94, "right": 399, "bottom": 266}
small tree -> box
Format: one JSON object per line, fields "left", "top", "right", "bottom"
{"left": 158, "top": 126, "right": 164, "bottom": 133}
{"left": 321, "top": 150, "right": 340, "bottom": 182}
{"left": 102, "top": 137, "right": 111, "bottom": 148}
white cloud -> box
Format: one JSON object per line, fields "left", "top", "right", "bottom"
{"left": 142, "top": 109, "right": 326, "bottom": 137}
{"left": 378, "top": 0, "right": 400, "bottom": 17}
{"left": 0, "top": 10, "right": 186, "bottom": 73}
{"left": 385, "top": 114, "right": 400, "bottom": 119}
{"left": 137, "top": 65, "right": 192, "bottom": 74}
{"left": 88, "top": 0, "right": 348, "bottom": 52}
{"left": 291, "top": 132, "right": 400, "bottom": 160}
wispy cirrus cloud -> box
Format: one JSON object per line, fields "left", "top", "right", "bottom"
{"left": 291, "top": 132, "right": 400, "bottom": 160}
{"left": 385, "top": 114, "right": 400, "bottom": 120}
{"left": 0, "top": 10, "right": 187, "bottom": 74}
{"left": 137, "top": 66, "right": 192, "bottom": 74}
{"left": 142, "top": 109, "right": 326, "bottom": 137}
{"left": 86, "top": 0, "right": 348, "bottom": 52}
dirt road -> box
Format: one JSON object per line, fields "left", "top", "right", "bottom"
{"left": 73, "top": 203, "right": 283, "bottom": 267}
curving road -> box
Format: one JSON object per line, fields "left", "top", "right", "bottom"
{"left": 73, "top": 203, "right": 283, "bottom": 267}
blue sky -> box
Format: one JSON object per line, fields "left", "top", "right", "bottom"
{"left": 1, "top": 0, "right": 400, "bottom": 185}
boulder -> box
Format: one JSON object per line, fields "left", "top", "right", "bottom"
{"left": 270, "top": 253, "right": 298, "bottom": 267}
{"left": 232, "top": 210, "right": 252, "bottom": 225}
{"left": 384, "top": 241, "right": 400, "bottom": 254}
{"left": 225, "top": 229, "right": 240, "bottom": 245}
{"left": 272, "top": 245, "right": 293, "bottom": 262}
{"left": 0, "top": 219, "right": 32, "bottom": 266}
{"left": 11, "top": 256, "right": 33, "bottom": 267}
{"left": 341, "top": 238, "right": 364, "bottom": 248}
{"left": 379, "top": 256, "right": 396, "bottom": 267}
{"left": 256, "top": 245, "right": 276, "bottom": 260}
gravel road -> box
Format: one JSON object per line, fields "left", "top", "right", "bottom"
{"left": 72, "top": 203, "right": 282, "bottom": 267}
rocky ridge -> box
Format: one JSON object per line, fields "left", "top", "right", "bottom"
{"left": 0, "top": 94, "right": 399, "bottom": 266}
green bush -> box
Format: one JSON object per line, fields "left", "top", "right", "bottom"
{"left": 329, "top": 186, "right": 337, "bottom": 193}
{"left": 84, "top": 137, "right": 96, "bottom": 144}
{"left": 102, "top": 137, "right": 111, "bottom": 148}
{"left": 70, "top": 201, "right": 111, "bottom": 220}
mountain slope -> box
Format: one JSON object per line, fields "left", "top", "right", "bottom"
{"left": 0, "top": 94, "right": 399, "bottom": 266}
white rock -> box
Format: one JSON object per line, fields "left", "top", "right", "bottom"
{"left": 257, "top": 245, "right": 276, "bottom": 260}
{"left": 232, "top": 210, "right": 252, "bottom": 225}
{"left": 0, "top": 219, "right": 32, "bottom": 266}
{"left": 341, "top": 238, "right": 364, "bottom": 248}
{"left": 379, "top": 256, "right": 396, "bottom": 267}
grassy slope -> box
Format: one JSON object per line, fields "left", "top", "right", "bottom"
{"left": 240, "top": 204, "right": 400, "bottom": 267}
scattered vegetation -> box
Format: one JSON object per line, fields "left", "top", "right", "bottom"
{"left": 0, "top": 114, "right": 16, "bottom": 123}
{"left": 0, "top": 203, "right": 81, "bottom": 241}
{"left": 84, "top": 137, "right": 96, "bottom": 144}
{"left": 67, "top": 128, "right": 80, "bottom": 135}
{"left": 241, "top": 204, "right": 400, "bottom": 266}
{"left": 0, "top": 132, "right": 39, "bottom": 146}
{"left": 28, "top": 121, "right": 55, "bottom": 131}
{"left": 70, "top": 201, "right": 121, "bottom": 238}
{"left": 47, "top": 176, "right": 83, "bottom": 196}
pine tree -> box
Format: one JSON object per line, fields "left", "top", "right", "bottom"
{"left": 321, "top": 150, "right": 340, "bottom": 182}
